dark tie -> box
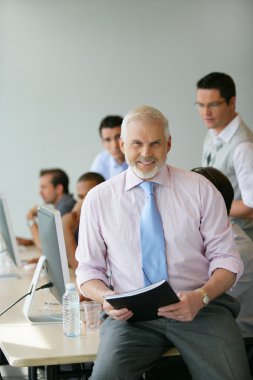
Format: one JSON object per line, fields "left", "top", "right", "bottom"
{"left": 139, "top": 181, "right": 167, "bottom": 285}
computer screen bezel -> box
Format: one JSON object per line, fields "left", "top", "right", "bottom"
{"left": 0, "top": 193, "right": 20, "bottom": 268}
{"left": 23, "top": 205, "right": 70, "bottom": 324}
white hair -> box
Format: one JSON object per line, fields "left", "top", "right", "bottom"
{"left": 121, "top": 105, "right": 170, "bottom": 140}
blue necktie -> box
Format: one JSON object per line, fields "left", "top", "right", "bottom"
{"left": 139, "top": 181, "right": 167, "bottom": 286}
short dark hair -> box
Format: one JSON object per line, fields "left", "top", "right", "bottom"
{"left": 99, "top": 115, "right": 123, "bottom": 137}
{"left": 40, "top": 168, "right": 70, "bottom": 194}
{"left": 196, "top": 72, "right": 236, "bottom": 104}
{"left": 191, "top": 167, "right": 234, "bottom": 215}
{"left": 77, "top": 172, "right": 105, "bottom": 185}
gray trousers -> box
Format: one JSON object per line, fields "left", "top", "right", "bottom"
{"left": 89, "top": 295, "right": 251, "bottom": 380}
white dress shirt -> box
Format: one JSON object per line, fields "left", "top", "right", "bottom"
{"left": 76, "top": 165, "right": 243, "bottom": 295}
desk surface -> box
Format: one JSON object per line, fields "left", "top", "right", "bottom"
{"left": 0, "top": 246, "right": 99, "bottom": 367}
{"left": 0, "top": 246, "right": 178, "bottom": 368}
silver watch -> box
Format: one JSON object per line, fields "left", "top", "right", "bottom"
{"left": 196, "top": 288, "right": 209, "bottom": 306}
{"left": 27, "top": 219, "right": 36, "bottom": 228}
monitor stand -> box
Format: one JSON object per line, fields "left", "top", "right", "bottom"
{"left": 23, "top": 255, "right": 63, "bottom": 324}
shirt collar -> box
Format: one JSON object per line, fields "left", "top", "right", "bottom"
{"left": 210, "top": 114, "right": 241, "bottom": 145}
{"left": 109, "top": 154, "right": 120, "bottom": 168}
{"left": 125, "top": 164, "right": 171, "bottom": 191}
{"left": 108, "top": 153, "right": 126, "bottom": 169}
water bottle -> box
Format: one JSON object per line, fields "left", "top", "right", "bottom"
{"left": 62, "top": 283, "right": 80, "bottom": 337}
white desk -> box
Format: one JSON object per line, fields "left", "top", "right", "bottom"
{"left": 0, "top": 247, "right": 99, "bottom": 379}
{"left": 0, "top": 246, "right": 179, "bottom": 380}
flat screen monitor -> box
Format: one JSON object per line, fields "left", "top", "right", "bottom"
{"left": 23, "top": 206, "right": 70, "bottom": 323}
{"left": 0, "top": 193, "right": 20, "bottom": 278}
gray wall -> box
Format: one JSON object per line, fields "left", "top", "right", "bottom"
{"left": 1, "top": 0, "right": 253, "bottom": 236}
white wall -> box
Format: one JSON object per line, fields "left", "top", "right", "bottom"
{"left": 1, "top": 0, "right": 253, "bottom": 236}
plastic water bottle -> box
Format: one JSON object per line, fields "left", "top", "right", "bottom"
{"left": 62, "top": 283, "right": 80, "bottom": 337}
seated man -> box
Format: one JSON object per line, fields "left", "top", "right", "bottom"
{"left": 90, "top": 115, "right": 128, "bottom": 179}
{"left": 192, "top": 166, "right": 253, "bottom": 338}
{"left": 17, "top": 168, "right": 76, "bottom": 250}
{"left": 62, "top": 172, "right": 105, "bottom": 271}
{"left": 76, "top": 105, "right": 251, "bottom": 380}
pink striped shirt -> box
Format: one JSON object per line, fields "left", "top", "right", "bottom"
{"left": 76, "top": 165, "right": 243, "bottom": 294}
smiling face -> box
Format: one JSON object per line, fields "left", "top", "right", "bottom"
{"left": 120, "top": 118, "right": 171, "bottom": 179}
{"left": 196, "top": 89, "right": 236, "bottom": 134}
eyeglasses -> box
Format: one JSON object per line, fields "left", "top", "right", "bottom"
{"left": 194, "top": 100, "right": 226, "bottom": 110}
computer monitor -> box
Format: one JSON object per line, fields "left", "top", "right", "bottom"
{"left": 23, "top": 206, "right": 70, "bottom": 324}
{"left": 0, "top": 193, "right": 20, "bottom": 278}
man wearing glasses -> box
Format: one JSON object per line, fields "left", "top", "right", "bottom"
{"left": 90, "top": 115, "right": 128, "bottom": 179}
{"left": 195, "top": 72, "right": 253, "bottom": 240}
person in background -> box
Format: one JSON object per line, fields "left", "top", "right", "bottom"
{"left": 76, "top": 105, "right": 250, "bottom": 380}
{"left": 17, "top": 168, "right": 75, "bottom": 250}
{"left": 62, "top": 172, "right": 105, "bottom": 271}
{"left": 90, "top": 115, "right": 128, "bottom": 179}
{"left": 191, "top": 167, "right": 253, "bottom": 338}
{"left": 195, "top": 72, "right": 253, "bottom": 240}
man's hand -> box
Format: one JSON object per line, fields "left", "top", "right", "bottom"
{"left": 81, "top": 279, "right": 134, "bottom": 321}
{"left": 26, "top": 206, "right": 38, "bottom": 221}
{"left": 158, "top": 290, "right": 204, "bottom": 322}
{"left": 102, "top": 299, "right": 133, "bottom": 321}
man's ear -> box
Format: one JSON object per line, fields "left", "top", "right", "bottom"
{"left": 229, "top": 96, "right": 236, "bottom": 111}
{"left": 119, "top": 138, "right": 125, "bottom": 153}
{"left": 167, "top": 136, "right": 172, "bottom": 153}
{"left": 56, "top": 183, "right": 64, "bottom": 195}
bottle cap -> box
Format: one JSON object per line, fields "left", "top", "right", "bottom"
{"left": 65, "top": 283, "right": 75, "bottom": 291}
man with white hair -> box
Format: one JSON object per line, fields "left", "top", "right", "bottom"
{"left": 76, "top": 105, "right": 251, "bottom": 380}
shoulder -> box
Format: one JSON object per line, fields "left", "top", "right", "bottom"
{"left": 233, "top": 122, "right": 253, "bottom": 158}
{"left": 168, "top": 165, "right": 209, "bottom": 185}
{"left": 91, "top": 150, "right": 109, "bottom": 164}
{"left": 239, "top": 119, "right": 253, "bottom": 132}
{"left": 63, "top": 194, "right": 76, "bottom": 205}
{"left": 234, "top": 121, "right": 253, "bottom": 141}
{"left": 56, "top": 194, "right": 76, "bottom": 215}
{"left": 167, "top": 165, "right": 221, "bottom": 200}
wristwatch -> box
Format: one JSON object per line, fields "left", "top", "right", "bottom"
{"left": 27, "top": 219, "right": 36, "bottom": 228}
{"left": 196, "top": 288, "right": 209, "bottom": 307}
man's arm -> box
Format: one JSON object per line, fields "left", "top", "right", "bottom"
{"left": 228, "top": 225, "right": 253, "bottom": 298}
{"left": 230, "top": 200, "right": 253, "bottom": 219}
{"left": 232, "top": 142, "right": 253, "bottom": 219}
{"left": 81, "top": 279, "right": 133, "bottom": 320}
{"left": 158, "top": 268, "right": 236, "bottom": 322}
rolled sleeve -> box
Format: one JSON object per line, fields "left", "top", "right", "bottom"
{"left": 75, "top": 190, "right": 110, "bottom": 291}
{"left": 208, "top": 254, "right": 244, "bottom": 285}
{"left": 233, "top": 142, "right": 253, "bottom": 207}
